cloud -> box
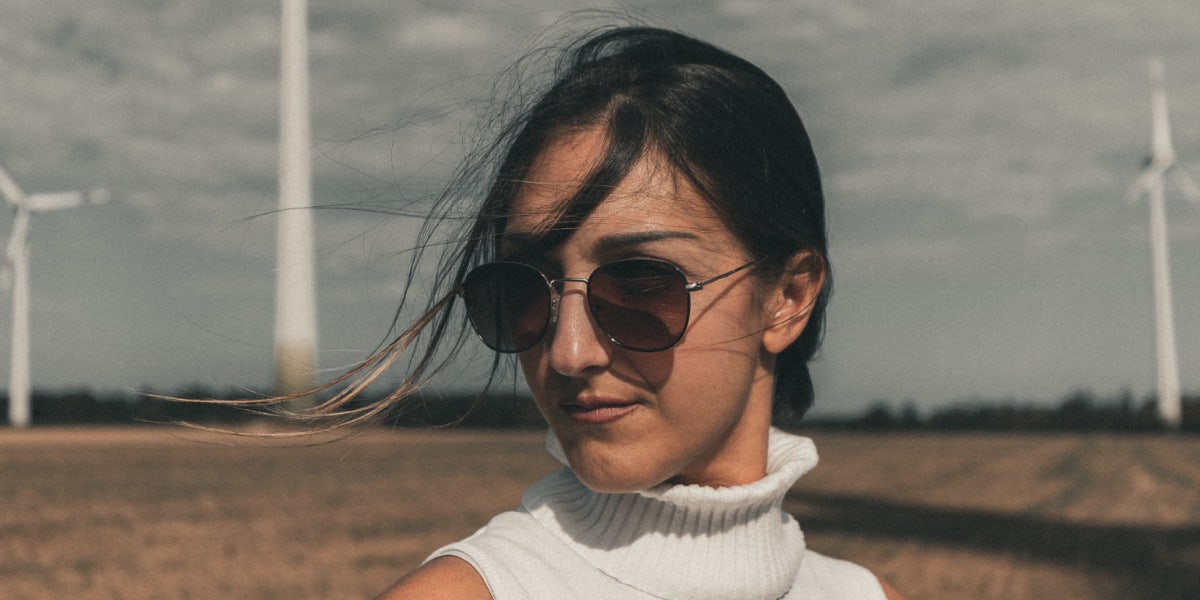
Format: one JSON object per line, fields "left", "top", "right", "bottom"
{"left": 2, "top": 0, "right": 1200, "bottom": 406}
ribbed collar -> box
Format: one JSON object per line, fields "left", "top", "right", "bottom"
{"left": 523, "top": 428, "right": 818, "bottom": 600}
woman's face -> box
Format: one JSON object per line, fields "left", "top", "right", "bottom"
{"left": 504, "top": 126, "right": 802, "bottom": 492}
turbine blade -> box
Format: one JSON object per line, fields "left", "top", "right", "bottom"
{"left": 24, "top": 192, "right": 88, "bottom": 212}
{"left": 1126, "top": 166, "right": 1164, "bottom": 203}
{"left": 24, "top": 189, "right": 110, "bottom": 212}
{"left": 4, "top": 208, "right": 30, "bottom": 258}
{"left": 1148, "top": 57, "right": 1177, "bottom": 163}
{"left": 86, "top": 188, "right": 111, "bottom": 205}
{"left": 1, "top": 208, "right": 30, "bottom": 293}
{"left": 0, "top": 163, "right": 25, "bottom": 206}
{"left": 1171, "top": 166, "right": 1200, "bottom": 205}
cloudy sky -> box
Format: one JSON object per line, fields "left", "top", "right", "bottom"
{"left": 2, "top": 0, "right": 1199, "bottom": 417}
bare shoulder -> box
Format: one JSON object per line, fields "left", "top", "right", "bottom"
{"left": 876, "top": 574, "right": 906, "bottom": 600}
{"left": 373, "top": 556, "right": 492, "bottom": 600}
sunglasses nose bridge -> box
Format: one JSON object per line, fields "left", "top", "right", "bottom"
{"left": 545, "top": 276, "right": 590, "bottom": 326}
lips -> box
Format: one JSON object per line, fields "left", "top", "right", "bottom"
{"left": 562, "top": 396, "right": 641, "bottom": 424}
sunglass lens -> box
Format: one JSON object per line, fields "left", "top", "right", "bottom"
{"left": 462, "top": 263, "right": 549, "bottom": 352}
{"left": 589, "top": 259, "right": 689, "bottom": 351}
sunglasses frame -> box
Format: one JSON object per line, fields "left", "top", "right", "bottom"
{"left": 458, "top": 256, "right": 766, "bottom": 353}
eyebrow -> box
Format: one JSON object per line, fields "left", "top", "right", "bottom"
{"left": 592, "top": 230, "right": 700, "bottom": 254}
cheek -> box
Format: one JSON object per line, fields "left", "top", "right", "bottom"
{"left": 655, "top": 303, "right": 766, "bottom": 404}
{"left": 516, "top": 348, "right": 545, "bottom": 391}
{"left": 679, "top": 289, "right": 769, "bottom": 355}
{"left": 516, "top": 349, "right": 559, "bottom": 422}
{"left": 660, "top": 347, "right": 758, "bottom": 403}
{"left": 616, "top": 350, "right": 675, "bottom": 391}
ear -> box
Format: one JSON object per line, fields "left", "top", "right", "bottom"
{"left": 761, "top": 251, "right": 826, "bottom": 355}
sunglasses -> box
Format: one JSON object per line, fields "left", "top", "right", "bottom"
{"left": 458, "top": 257, "right": 764, "bottom": 353}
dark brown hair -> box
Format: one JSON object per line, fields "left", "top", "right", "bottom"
{"left": 285, "top": 25, "right": 831, "bottom": 426}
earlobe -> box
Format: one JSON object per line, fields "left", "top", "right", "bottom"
{"left": 761, "top": 251, "right": 825, "bottom": 355}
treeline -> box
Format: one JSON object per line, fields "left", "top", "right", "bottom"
{"left": 1, "top": 386, "right": 1197, "bottom": 432}
{"left": 806, "top": 389, "right": 1200, "bottom": 433}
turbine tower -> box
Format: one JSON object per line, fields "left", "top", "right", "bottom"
{"left": 275, "top": 0, "right": 318, "bottom": 403}
{"left": 0, "top": 164, "right": 108, "bottom": 428}
{"left": 1126, "top": 57, "right": 1200, "bottom": 430}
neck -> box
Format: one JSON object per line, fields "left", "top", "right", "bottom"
{"left": 531, "top": 427, "right": 818, "bottom": 600}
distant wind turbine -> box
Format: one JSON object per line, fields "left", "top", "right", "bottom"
{"left": 0, "top": 164, "right": 108, "bottom": 428}
{"left": 275, "top": 0, "right": 318, "bottom": 403}
{"left": 1126, "top": 57, "right": 1200, "bottom": 431}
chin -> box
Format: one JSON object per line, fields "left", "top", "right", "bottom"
{"left": 566, "top": 446, "right": 668, "bottom": 494}
{"left": 574, "top": 471, "right": 654, "bottom": 494}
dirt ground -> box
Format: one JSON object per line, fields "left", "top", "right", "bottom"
{"left": 1, "top": 426, "right": 1197, "bottom": 599}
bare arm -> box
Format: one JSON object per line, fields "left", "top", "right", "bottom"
{"left": 373, "top": 556, "right": 492, "bottom": 600}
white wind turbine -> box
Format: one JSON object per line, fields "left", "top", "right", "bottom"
{"left": 275, "top": 0, "right": 318, "bottom": 403}
{"left": 1126, "top": 57, "right": 1200, "bottom": 431}
{"left": 0, "top": 164, "right": 108, "bottom": 428}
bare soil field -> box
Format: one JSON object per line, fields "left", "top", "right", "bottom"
{"left": 1, "top": 427, "right": 1197, "bottom": 599}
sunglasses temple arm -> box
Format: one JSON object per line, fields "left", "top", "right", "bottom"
{"left": 685, "top": 257, "right": 766, "bottom": 292}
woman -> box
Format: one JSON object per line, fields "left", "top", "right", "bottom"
{"left": 351, "top": 25, "right": 903, "bottom": 600}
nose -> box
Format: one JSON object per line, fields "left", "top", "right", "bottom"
{"left": 545, "top": 279, "right": 611, "bottom": 376}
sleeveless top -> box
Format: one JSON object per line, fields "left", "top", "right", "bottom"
{"left": 427, "top": 428, "right": 886, "bottom": 600}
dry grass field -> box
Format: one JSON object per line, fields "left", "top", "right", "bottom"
{"left": 1, "top": 427, "right": 1197, "bottom": 600}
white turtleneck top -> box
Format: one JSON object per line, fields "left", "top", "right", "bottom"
{"left": 426, "top": 428, "right": 885, "bottom": 600}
